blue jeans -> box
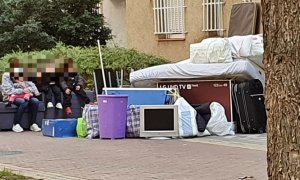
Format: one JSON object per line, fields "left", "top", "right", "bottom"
{"left": 13, "top": 97, "right": 39, "bottom": 125}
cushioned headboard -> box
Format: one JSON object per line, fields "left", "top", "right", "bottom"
{"left": 228, "top": 2, "right": 258, "bottom": 37}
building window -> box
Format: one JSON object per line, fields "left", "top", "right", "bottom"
{"left": 94, "top": 3, "right": 102, "bottom": 14}
{"left": 153, "top": 0, "right": 186, "bottom": 39}
{"left": 202, "top": 0, "right": 224, "bottom": 32}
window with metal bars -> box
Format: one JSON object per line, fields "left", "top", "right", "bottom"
{"left": 153, "top": 0, "right": 186, "bottom": 39}
{"left": 202, "top": 0, "right": 224, "bottom": 32}
{"left": 93, "top": 3, "right": 102, "bottom": 14}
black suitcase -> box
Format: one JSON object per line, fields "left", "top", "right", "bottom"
{"left": 232, "top": 79, "right": 267, "bottom": 133}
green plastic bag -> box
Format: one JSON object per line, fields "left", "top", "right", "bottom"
{"left": 76, "top": 117, "right": 87, "bottom": 138}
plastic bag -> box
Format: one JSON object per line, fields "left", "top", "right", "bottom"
{"left": 82, "top": 104, "right": 99, "bottom": 139}
{"left": 190, "top": 38, "right": 233, "bottom": 64}
{"left": 174, "top": 97, "right": 198, "bottom": 137}
{"left": 76, "top": 117, "right": 87, "bottom": 138}
{"left": 206, "top": 102, "right": 235, "bottom": 136}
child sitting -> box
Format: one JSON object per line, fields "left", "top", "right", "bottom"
{"left": 60, "top": 72, "right": 92, "bottom": 115}
{"left": 6, "top": 77, "right": 40, "bottom": 107}
{"left": 36, "top": 77, "right": 62, "bottom": 109}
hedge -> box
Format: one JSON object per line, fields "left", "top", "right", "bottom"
{"left": 0, "top": 43, "right": 170, "bottom": 89}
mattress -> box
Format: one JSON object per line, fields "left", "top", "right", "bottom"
{"left": 228, "top": 2, "right": 258, "bottom": 36}
{"left": 130, "top": 60, "right": 264, "bottom": 87}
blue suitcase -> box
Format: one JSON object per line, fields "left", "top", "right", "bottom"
{"left": 42, "top": 119, "right": 77, "bottom": 137}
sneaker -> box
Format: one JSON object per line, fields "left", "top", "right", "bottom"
{"left": 30, "top": 123, "right": 41, "bottom": 132}
{"left": 65, "top": 107, "right": 72, "bottom": 115}
{"left": 12, "top": 124, "right": 24, "bottom": 133}
{"left": 55, "top": 103, "right": 63, "bottom": 109}
{"left": 47, "top": 102, "right": 54, "bottom": 108}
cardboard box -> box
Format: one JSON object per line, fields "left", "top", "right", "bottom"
{"left": 42, "top": 119, "right": 77, "bottom": 137}
{"left": 157, "top": 80, "right": 233, "bottom": 122}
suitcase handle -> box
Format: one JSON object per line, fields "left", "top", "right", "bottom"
{"left": 250, "top": 94, "right": 264, "bottom": 97}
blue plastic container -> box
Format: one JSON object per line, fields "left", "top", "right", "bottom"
{"left": 102, "top": 88, "right": 174, "bottom": 105}
{"left": 42, "top": 119, "right": 77, "bottom": 138}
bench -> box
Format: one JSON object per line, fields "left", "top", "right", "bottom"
{"left": 0, "top": 85, "right": 95, "bottom": 131}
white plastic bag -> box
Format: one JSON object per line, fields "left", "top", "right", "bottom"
{"left": 197, "top": 129, "right": 211, "bottom": 137}
{"left": 190, "top": 38, "right": 233, "bottom": 64}
{"left": 174, "top": 97, "right": 198, "bottom": 137}
{"left": 206, "top": 102, "right": 235, "bottom": 136}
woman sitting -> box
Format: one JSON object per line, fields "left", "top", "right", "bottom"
{"left": 1, "top": 72, "right": 41, "bottom": 133}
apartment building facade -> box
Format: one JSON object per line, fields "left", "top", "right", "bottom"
{"left": 102, "top": 0, "right": 262, "bottom": 62}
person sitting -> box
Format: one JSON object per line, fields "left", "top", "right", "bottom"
{"left": 60, "top": 72, "right": 92, "bottom": 115}
{"left": 6, "top": 79, "right": 40, "bottom": 107}
{"left": 36, "top": 76, "right": 62, "bottom": 109}
{"left": 35, "top": 60, "right": 63, "bottom": 109}
{"left": 1, "top": 72, "right": 41, "bottom": 132}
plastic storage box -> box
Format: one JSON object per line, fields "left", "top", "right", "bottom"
{"left": 42, "top": 119, "right": 77, "bottom": 138}
{"left": 102, "top": 88, "right": 175, "bottom": 105}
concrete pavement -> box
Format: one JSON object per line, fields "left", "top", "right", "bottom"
{"left": 0, "top": 132, "right": 267, "bottom": 180}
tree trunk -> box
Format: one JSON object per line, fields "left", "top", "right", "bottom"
{"left": 262, "top": 0, "right": 300, "bottom": 179}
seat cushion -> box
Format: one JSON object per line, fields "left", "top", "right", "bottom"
{"left": 0, "top": 102, "right": 45, "bottom": 113}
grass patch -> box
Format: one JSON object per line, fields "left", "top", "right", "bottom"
{"left": 0, "top": 169, "right": 39, "bottom": 180}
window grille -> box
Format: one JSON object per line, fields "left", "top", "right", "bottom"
{"left": 153, "top": 0, "right": 186, "bottom": 35}
{"left": 202, "top": 0, "right": 224, "bottom": 32}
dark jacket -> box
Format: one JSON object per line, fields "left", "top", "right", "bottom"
{"left": 60, "top": 73, "right": 85, "bottom": 90}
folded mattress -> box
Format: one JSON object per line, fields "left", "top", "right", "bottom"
{"left": 130, "top": 60, "right": 264, "bottom": 87}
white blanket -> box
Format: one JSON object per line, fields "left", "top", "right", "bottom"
{"left": 227, "top": 34, "right": 264, "bottom": 68}
{"left": 130, "top": 60, "right": 264, "bottom": 87}
{"left": 190, "top": 38, "right": 233, "bottom": 64}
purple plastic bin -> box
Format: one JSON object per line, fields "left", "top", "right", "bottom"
{"left": 98, "top": 95, "right": 128, "bottom": 139}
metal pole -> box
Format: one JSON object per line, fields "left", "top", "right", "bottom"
{"left": 120, "top": 69, "right": 124, "bottom": 87}
{"left": 97, "top": 40, "right": 107, "bottom": 95}
{"left": 93, "top": 71, "right": 98, "bottom": 95}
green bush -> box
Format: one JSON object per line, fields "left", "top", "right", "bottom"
{"left": 0, "top": 43, "right": 170, "bottom": 89}
{"left": 0, "top": 0, "right": 111, "bottom": 57}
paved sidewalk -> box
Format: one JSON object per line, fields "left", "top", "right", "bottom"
{"left": 0, "top": 132, "right": 267, "bottom": 180}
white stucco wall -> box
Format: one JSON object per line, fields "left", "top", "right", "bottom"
{"left": 102, "top": 0, "right": 127, "bottom": 47}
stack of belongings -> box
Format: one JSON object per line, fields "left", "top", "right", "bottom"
{"left": 189, "top": 34, "right": 265, "bottom": 85}
{"left": 126, "top": 91, "right": 235, "bottom": 138}
{"left": 227, "top": 34, "right": 265, "bottom": 80}
{"left": 189, "top": 35, "right": 266, "bottom": 134}
{"left": 102, "top": 88, "right": 179, "bottom": 138}
{"left": 174, "top": 96, "right": 235, "bottom": 137}
{"left": 125, "top": 89, "right": 199, "bottom": 138}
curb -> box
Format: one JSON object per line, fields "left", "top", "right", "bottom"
{"left": 182, "top": 138, "right": 267, "bottom": 151}
{"left": 0, "top": 163, "right": 84, "bottom": 180}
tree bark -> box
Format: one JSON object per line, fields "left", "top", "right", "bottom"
{"left": 262, "top": 0, "right": 300, "bottom": 179}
